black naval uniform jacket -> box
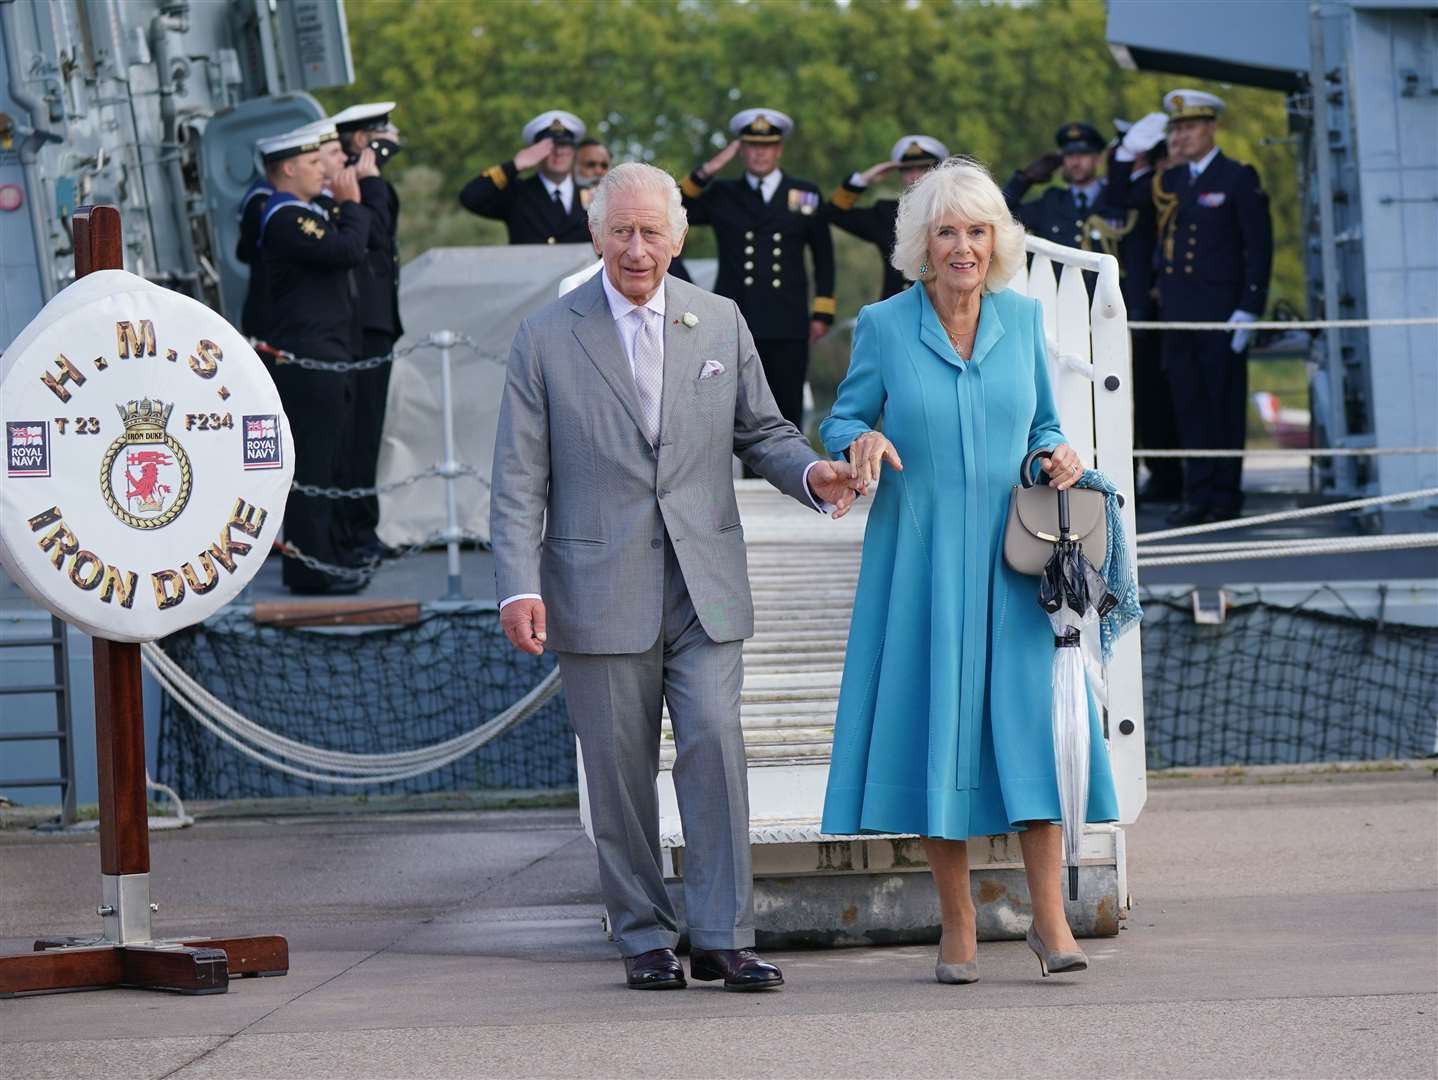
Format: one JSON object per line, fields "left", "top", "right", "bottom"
{"left": 1115, "top": 167, "right": 1160, "bottom": 322}
{"left": 680, "top": 171, "right": 836, "bottom": 340}
{"left": 258, "top": 197, "right": 374, "bottom": 361}
{"left": 1001, "top": 172, "right": 1109, "bottom": 249}
{"left": 458, "top": 160, "right": 590, "bottom": 245}
{"left": 1149, "top": 153, "right": 1271, "bottom": 321}
{"left": 236, "top": 179, "right": 275, "bottom": 337}
{"left": 823, "top": 178, "right": 904, "bottom": 300}
{"left": 355, "top": 174, "right": 404, "bottom": 354}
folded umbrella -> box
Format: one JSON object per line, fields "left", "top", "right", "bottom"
{"left": 1038, "top": 482, "right": 1117, "bottom": 901}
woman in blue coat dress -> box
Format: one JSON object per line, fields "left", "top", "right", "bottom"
{"left": 819, "top": 158, "right": 1120, "bottom": 984}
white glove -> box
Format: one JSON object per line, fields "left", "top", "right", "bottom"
{"left": 1229, "top": 309, "right": 1259, "bottom": 353}
{"left": 1116, "top": 112, "right": 1168, "bottom": 161}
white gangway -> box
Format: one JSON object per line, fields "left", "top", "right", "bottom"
{"left": 569, "top": 239, "right": 1145, "bottom": 944}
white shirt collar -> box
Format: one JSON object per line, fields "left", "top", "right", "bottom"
{"left": 540, "top": 173, "right": 575, "bottom": 204}
{"left": 599, "top": 264, "right": 666, "bottom": 323}
{"left": 746, "top": 169, "right": 783, "bottom": 203}
{"left": 1190, "top": 146, "right": 1220, "bottom": 177}
{"left": 1070, "top": 179, "right": 1103, "bottom": 203}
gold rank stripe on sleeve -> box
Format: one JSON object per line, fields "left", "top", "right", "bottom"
{"left": 484, "top": 164, "right": 508, "bottom": 190}
{"left": 812, "top": 296, "right": 837, "bottom": 317}
{"left": 679, "top": 174, "right": 704, "bottom": 199}
{"left": 828, "top": 187, "right": 859, "bottom": 211}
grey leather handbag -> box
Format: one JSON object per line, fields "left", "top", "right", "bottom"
{"left": 1004, "top": 448, "right": 1107, "bottom": 575}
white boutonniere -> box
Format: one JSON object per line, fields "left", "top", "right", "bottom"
{"left": 681, "top": 312, "right": 699, "bottom": 328}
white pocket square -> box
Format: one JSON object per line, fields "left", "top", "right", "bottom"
{"left": 698, "top": 359, "right": 726, "bottom": 381}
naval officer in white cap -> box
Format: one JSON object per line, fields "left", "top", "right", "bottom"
{"left": 680, "top": 108, "right": 836, "bottom": 435}
{"left": 459, "top": 109, "right": 591, "bottom": 244}
{"left": 824, "top": 134, "right": 949, "bottom": 300}
{"left": 1110, "top": 88, "right": 1273, "bottom": 526}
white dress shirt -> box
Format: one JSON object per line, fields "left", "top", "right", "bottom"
{"left": 1189, "top": 146, "right": 1220, "bottom": 182}
{"left": 746, "top": 169, "right": 783, "bottom": 203}
{"left": 600, "top": 265, "right": 666, "bottom": 377}
{"left": 539, "top": 173, "right": 575, "bottom": 214}
{"left": 499, "top": 271, "right": 832, "bottom": 611}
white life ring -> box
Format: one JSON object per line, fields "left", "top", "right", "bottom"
{"left": 0, "top": 270, "right": 294, "bottom": 642}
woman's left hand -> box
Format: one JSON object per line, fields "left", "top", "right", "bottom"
{"left": 1040, "top": 444, "right": 1085, "bottom": 491}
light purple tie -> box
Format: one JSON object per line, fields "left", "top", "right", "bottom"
{"left": 631, "top": 307, "right": 663, "bottom": 445}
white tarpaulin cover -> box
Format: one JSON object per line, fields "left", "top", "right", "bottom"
{"left": 377, "top": 247, "right": 715, "bottom": 548}
{"left": 376, "top": 245, "right": 602, "bottom": 548}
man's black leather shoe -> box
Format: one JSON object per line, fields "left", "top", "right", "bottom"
{"left": 624, "top": 948, "right": 686, "bottom": 990}
{"left": 689, "top": 948, "right": 784, "bottom": 991}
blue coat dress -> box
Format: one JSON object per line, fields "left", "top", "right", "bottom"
{"left": 819, "top": 284, "right": 1120, "bottom": 839}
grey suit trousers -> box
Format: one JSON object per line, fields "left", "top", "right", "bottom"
{"left": 555, "top": 537, "right": 753, "bottom": 957}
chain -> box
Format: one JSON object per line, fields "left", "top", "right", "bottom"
{"left": 252, "top": 333, "right": 505, "bottom": 373}
{"left": 290, "top": 463, "right": 490, "bottom": 500}
{"left": 274, "top": 529, "right": 489, "bottom": 583}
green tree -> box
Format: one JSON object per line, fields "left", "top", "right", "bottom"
{"left": 329, "top": 0, "right": 1302, "bottom": 327}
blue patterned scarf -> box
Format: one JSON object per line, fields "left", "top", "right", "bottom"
{"left": 1076, "top": 469, "right": 1142, "bottom": 659}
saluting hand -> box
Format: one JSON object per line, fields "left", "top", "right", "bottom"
{"left": 1020, "top": 151, "right": 1063, "bottom": 184}
{"left": 847, "top": 431, "right": 903, "bottom": 496}
{"left": 513, "top": 138, "right": 554, "bottom": 172}
{"left": 857, "top": 160, "right": 898, "bottom": 186}
{"left": 700, "top": 139, "right": 741, "bottom": 179}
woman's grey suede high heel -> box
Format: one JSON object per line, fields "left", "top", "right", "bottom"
{"left": 1026, "top": 923, "right": 1088, "bottom": 977}
{"left": 935, "top": 934, "right": 979, "bottom": 984}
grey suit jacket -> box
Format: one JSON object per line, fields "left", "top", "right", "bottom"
{"left": 490, "top": 271, "right": 822, "bottom": 654}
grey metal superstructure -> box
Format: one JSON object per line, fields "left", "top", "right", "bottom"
{"left": 1107, "top": 0, "right": 1437, "bottom": 508}
{"left": 0, "top": 0, "right": 353, "bottom": 347}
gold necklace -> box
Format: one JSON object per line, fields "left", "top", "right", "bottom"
{"left": 938, "top": 314, "right": 976, "bottom": 356}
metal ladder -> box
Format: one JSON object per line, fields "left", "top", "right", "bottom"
{"left": 0, "top": 616, "right": 77, "bottom": 825}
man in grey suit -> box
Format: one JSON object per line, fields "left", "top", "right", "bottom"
{"left": 492, "top": 162, "right": 859, "bottom": 992}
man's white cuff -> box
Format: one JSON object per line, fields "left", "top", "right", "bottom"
{"left": 802, "top": 460, "right": 836, "bottom": 514}
{"left": 500, "top": 593, "right": 542, "bottom": 610}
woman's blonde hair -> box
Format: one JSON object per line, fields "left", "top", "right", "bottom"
{"left": 890, "top": 156, "right": 1026, "bottom": 290}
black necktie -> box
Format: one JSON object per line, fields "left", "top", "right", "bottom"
{"left": 553, "top": 188, "right": 565, "bottom": 213}
{"left": 1075, "top": 191, "right": 1088, "bottom": 214}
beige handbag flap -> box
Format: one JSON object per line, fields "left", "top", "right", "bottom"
{"left": 1013, "top": 486, "right": 1105, "bottom": 543}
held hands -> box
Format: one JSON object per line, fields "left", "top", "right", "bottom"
{"left": 808, "top": 319, "right": 830, "bottom": 345}
{"left": 699, "top": 139, "right": 741, "bottom": 179}
{"left": 847, "top": 431, "right": 903, "bottom": 496}
{"left": 807, "top": 459, "right": 863, "bottom": 519}
{"left": 513, "top": 138, "right": 554, "bottom": 172}
{"left": 1038, "top": 444, "right": 1084, "bottom": 491}
{"left": 330, "top": 167, "right": 361, "bottom": 204}
{"left": 500, "top": 598, "right": 548, "bottom": 656}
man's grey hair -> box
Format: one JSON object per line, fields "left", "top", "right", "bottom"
{"left": 891, "top": 156, "right": 1026, "bottom": 290}
{"left": 587, "top": 161, "right": 688, "bottom": 239}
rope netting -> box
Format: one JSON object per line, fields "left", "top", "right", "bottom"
{"left": 1139, "top": 589, "right": 1438, "bottom": 769}
{"left": 155, "top": 605, "right": 574, "bottom": 799}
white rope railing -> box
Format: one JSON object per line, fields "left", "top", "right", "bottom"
{"left": 1127, "top": 316, "right": 1438, "bottom": 331}
{"left": 141, "top": 641, "right": 563, "bottom": 786}
{"left": 1136, "top": 486, "right": 1438, "bottom": 542}
{"left": 1137, "top": 532, "right": 1438, "bottom": 567}
{"left": 1136, "top": 447, "right": 1438, "bottom": 459}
